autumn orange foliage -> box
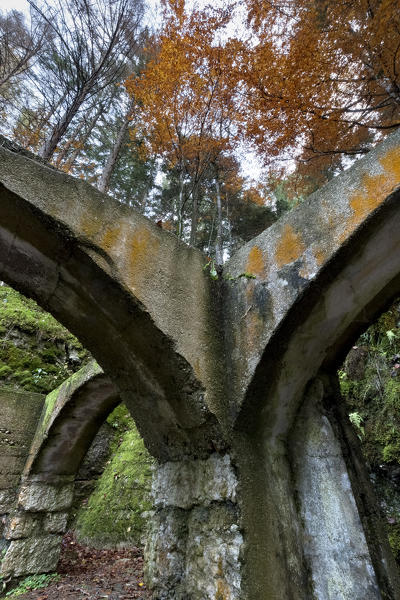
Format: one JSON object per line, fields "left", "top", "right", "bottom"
{"left": 128, "top": 0, "right": 400, "bottom": 190}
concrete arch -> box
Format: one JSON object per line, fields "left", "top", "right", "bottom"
{"left": 0, "top": 362, "right": 122, "bottom": 579}
{"left": 234, "top": 189, "right": 400, "bottom": 600}
{"left": 0, "top": 138, "right": 223, "bottom": 461}
{"left": 2, "top": 130, "right": 400, "bottom": 598}
{"left": 238, "top": 185, "right": 400, "bottom": 439}
{"left": 224, "top": 130, "right": 400, "bottom": 599}
{"left": 24, "top": 361, "right": 120, "bottom": 479}
{"left": 225, "top": 127, "right": 400, "bottom": 427}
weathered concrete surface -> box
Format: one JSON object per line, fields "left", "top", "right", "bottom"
{"left": 1, "top": 130, "right": 400, "bottom": 598}
{"left": 224, "top": 132, "right": 400, "bottom": 598}
{"left": 0, "top": 388, "right": 44, "bottom": 549}
{"left": 0, "top": 138, "right": 225, "bottom": 461}
{"left": 25, "top": 361, "right": 119, "bottom": 477}
{"left": 0, "top": 388, "right": 44, "bottom": 490}
{"left": 292, "top": 379, "right": 380, "bottom": 600}
{"left": 225, "top": 128, "right": 400, "bottom": 421}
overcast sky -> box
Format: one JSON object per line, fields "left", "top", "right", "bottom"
{"left": 2, "top": 0, "right": 29, "bottom": 14}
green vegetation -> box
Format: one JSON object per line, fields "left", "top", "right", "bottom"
{"left": 75, "top": 405, "right": 153, "bottom": 547}
{"left": 0, "top": 285, "right": 89, "bottom": 393}
{"left": 341, "top": 304, "right": 400, "bottom": 468}
{"left": 0, "top": 285, "right": 153, "bottom": 551}
{"left": 5, "top": 574, "right": 60, "bottom": 597}
{"left": 341, "top": 300, "right": 400, "bottom": 561}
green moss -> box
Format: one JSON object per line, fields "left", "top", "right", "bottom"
{"left": 0, "top": 286, "right": 76, "bottom": 340}
{"left": 388, "top": 524, "right": 400, "bottom": 563}
{"left": 0, "top": 286, "right": 90, "bottom": 393}
{"left": 75, "top": 408, "right": 153, "bottom": 547}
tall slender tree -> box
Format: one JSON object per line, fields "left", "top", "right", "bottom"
{"left": 26, "top": 0, "right": 145, "bottom": 160}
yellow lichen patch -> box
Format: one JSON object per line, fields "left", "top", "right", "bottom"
{"left": 126, "top": 225, "right": 161, "bottom": 290}
{"left": 313, "top": 246, "right": 327, "bottom": 267}
{"left": 243, "top": 309, "right": 264, "bottom": 352}
{"left": 193, "top": 357, "right": 202, "bottom": 379}
{"left": 215, "top": 558, "right": 230, "bottom": 600}
{"left": 246, "top": 245, "right": 266, "bottom": 277}
{"left": 380, "top": 146, "right": 400, "bottom": 184}
{"left": 275, "top": 224, "right": 306, "bottom": 268}
{"left": 349, "top": 173, "right": 388, "bottom": 227}
{"left": 215, "top": 579, "right": 230, "bottom": 600}
{"left": 78, "top": 212, "right": 103, "bottom": 240}
{"left": 346, "top": 146, "right": 400, "bottom": 236}
{"left": 101, "top": 225, "right": 122, "bottom": 251}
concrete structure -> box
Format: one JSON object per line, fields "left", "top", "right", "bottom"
{"left": 0, "top": 130, "right": 400, "bottom": 598}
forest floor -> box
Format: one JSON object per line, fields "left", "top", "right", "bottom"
{"left": 9, "top": 532, "right": 151, "bottom": 600}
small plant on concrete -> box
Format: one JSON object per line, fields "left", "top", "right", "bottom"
{"left": 203, "top": 258, "right": 218, "bottom": 280}
{"left": 349, "top": 411, "right": 365, "bottom": 440}
{"left": 5, "top": 573, "right": 60, "bottom": 597}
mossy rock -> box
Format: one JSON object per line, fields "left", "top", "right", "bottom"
{"left": 75, "top": 408, "right": 154, "bottom": 547}
{"left": 0, "top": 286, "right": 90, "bottom": 393}
{"left": 340, "top": 299, "right": 400, "bottom": 563}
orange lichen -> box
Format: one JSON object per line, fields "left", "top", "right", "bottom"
{"left": 215, "top": 558, "right": 230, "bottom": 600}
{"left": 380, "top": 146, "right": 400, "bottom": 183}
{"left": 102, "top": 225, "right": 121, "bottom": 251}
{"left": 126, "top": 226, "right": 161, "bottom": 290}
{"left": 244, "top": 309, "right": 264, "bottom": 351}
{"left": 313, "top": 246, "right": 327, "bottom": 266}
{"left": 246, "top": 245, "right": 266, "bottom": 277}
{"left": 275, "top": 224, "right": 306, "bottom": 268}
{"left": 345, "top": 146, "right": 400, "bottom": 236}
{"left": 215, "top": 579, "right": 230, "bottom": 600}
{"left": 193, "top": 357, "right": 202, "bottom": 379}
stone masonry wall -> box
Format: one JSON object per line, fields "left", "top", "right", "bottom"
{"left": 146, "top": 452, "right": 243, "bottom": 600}
{"left": 0, "top": 388, "right": 44, "bottom": 552}
{"left": 1, "top": 477, "right": 73, "bottom": 578}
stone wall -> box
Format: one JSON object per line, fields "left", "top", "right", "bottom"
{"left": 0, "top": 388, "right": 44, "bottom": 550}
{"left": 1, "top": 477, "right": 73, "bottom": 578}
{"left": 146, "top": 452, "right": 243, "bottom": 600}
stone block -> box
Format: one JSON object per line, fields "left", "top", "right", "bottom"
{"left": 0, "top": 535, "right": 62, "bottom": 577}
{"left": 0, "top": 489, "right": 16, "bottom": 513}
{"left": 152, "top": 453, "right": 237, "bottom": 510}
{"left": 18, "top": 482, "right": 73, "bottom": 512}
{"left": 43, "top": 512, "right": 68, "bottom": 534}
{"left": 4, "top": 512, "right": 35, "bottom": 539}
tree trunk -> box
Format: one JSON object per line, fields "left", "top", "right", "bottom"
{"left": 189, "top": 186, "right": 199, "bottom": 247}
{"left": 177, "top": 169, "right": 184, "bottom": 239}
{"left": 215, "top": 175, "right": 223, "bottom": 264}
{"left": 62, "top": 105, "right": 104, "bottom": 173}
{"left": 39, "top": 90, "right": 86, "bottom": 160}
{"left": 97, "top": 100, "right": 134, "bottom": 194}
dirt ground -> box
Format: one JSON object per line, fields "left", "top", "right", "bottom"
{"left": 9, "top": 532, "right": 151, "bottom": 600}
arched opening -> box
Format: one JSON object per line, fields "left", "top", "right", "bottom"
{"left": 0, "top": 288, "right": 151, "bottom": 594}
{"left": 235, "top": 187, "right": 400, "bottom": 599}
{"left": 0, "top": 145, "right": 219, "bottom": 462}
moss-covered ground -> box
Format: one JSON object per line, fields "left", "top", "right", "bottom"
{"left": 75, "top": 404, "right": 153, "bottom": 547}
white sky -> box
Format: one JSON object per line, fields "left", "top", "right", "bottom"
{"left": 1, "top": 0, "right": 29, "bottom": 13}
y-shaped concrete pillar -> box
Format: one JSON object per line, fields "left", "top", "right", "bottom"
{"left": 1, "top": 130, "right": 400, "bottom": 598}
